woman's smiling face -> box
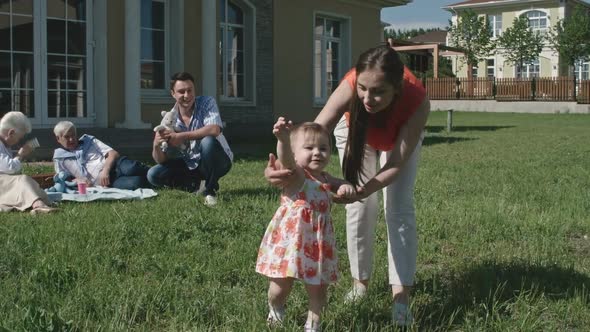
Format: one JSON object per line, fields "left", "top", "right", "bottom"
{"left": 356, "top": 67, "right": 397, "bottom": 114}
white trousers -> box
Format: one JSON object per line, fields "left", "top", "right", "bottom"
{"left": 334, "top": 116, "right": 423, "bottom": 286}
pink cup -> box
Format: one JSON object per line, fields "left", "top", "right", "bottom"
{"left": 77, "top": 182, "right": 87, "bottom": 195}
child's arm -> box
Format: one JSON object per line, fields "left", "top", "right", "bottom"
{"left": 273, "top": 117, "right": 296, "bottom": 170}
{"left": 273, "top": 117, "right": 304, "bottom": 194}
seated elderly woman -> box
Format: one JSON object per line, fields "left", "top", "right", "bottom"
{"left": 0, "top": 111, "right": 57, "bottom": 214}
{"left": 52, "top": 121, "right": 150, "bottom": 190}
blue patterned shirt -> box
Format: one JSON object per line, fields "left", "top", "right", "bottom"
{"left": 172, "top": 96, "right": 233, "bottom": 170}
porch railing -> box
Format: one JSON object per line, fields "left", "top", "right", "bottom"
{"left": 424, "top": 76, "right": 590, "bottom": 104}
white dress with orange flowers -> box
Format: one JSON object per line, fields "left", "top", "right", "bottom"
{"left": 256, "top": 172, "right": 338, "bottom": 285}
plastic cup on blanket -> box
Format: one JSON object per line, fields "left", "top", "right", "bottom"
{"left": 77, "top": 182, "right": 87, "bottom": 195}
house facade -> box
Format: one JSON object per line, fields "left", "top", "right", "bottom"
{"left": 0, "top": 0, "right": 410, "bottom": 131}
{"left": 444, "top": 0, "right": 590, "bottom": 79}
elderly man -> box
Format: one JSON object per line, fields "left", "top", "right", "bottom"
{"left": 0, "top": 111, "right": 56, "bottom": 213}
{"left": 53, "top": 121, "right": 149, "bottom": 190}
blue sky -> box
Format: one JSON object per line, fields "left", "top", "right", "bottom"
{"left": 381, "top": 0, "right": 454, "bottom": 31}
{"left": 381, "top": 0, "right": 590, "bottom": 31}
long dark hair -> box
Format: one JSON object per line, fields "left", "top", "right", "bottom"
{"left": 342, "top": 45, "right": 404, "bottom": 186}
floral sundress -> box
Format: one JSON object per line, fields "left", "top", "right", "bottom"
{"left": 255, "top": 171, "right": 338, "bottom": 285}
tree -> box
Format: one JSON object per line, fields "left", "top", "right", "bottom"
{"left": 497, "top": 16, "right": 544, "bottom": 78}
{"left": 547, "top": 5, "right": 590, "bottom": 77}
{"left": 447, "top": 9, "right": 495, "bottom": 77}
{"left": 384, "top": 27, "right": 445, "bottom": 41}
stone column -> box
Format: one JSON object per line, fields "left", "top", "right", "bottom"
{"left": 201, "top": 0, "right": 217, "bottom": 97}
{"left": 117, "top": 0, "right": 151, "bottom": 129}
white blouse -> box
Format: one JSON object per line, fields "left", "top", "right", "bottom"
{"left": 0, "top": 140, "right": 21, "bottom": 175}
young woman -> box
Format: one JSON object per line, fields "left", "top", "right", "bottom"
{"left": 266, "top": 45, "right": 430, "bottom": 326}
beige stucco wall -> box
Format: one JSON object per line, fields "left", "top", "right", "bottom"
{"left": 540, "top": 56, "right": 552, "bottom": 76}
{"left": 183, "top": 1, "right": 202, "bottom": 90}
{"left": 273, "top": 1, "right": 384, "bottom": 123}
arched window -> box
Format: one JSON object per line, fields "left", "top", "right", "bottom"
{"left": 219, "top": 0, "right": 255, "bottom": 103}
{"left": 522, "top": 10, "right": 548, "bottom": 33}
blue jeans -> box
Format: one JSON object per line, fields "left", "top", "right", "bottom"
{"left": 147, "top": 136, "right": 232, "bottom": 196}
{"left": 108, "top": 156, "right": 150, "bottom": 190}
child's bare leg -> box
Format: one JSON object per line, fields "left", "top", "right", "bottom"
{"left": 269, "top": 277, "right": 294, "bottom": 308}
{"left": 267, "top": 277, "right": 294, "bottom": 324}
{"left": 304, "top": 284, "right": 328, "bottom": 331}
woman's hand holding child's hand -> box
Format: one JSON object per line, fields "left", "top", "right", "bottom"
{"left": 333, "top": 185, "right": 367, "bottom": 204}
{"left": 264, "top": 153, "right": 293, "bottom": 188}
{"left": 337, "top": 184, "right": 356, "bottom": 198}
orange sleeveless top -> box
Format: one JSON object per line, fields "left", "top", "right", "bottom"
{"left": 343, "top": 66, "right": 426, "bottom": 151}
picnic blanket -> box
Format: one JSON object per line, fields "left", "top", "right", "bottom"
{"left": 47, "top": 187, "right": 157, "bottom": 203}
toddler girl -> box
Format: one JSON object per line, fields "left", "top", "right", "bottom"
{"left": 256, "top": 118, "right": 356, "bottom": 331}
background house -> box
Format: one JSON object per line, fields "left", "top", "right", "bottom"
{"left": 387, "top": 30, "right": 461, "bottom": 78}
{"left": 444, "top": 0, "right": 590, "bottom": 79}
{"left": 0, "top": 0, "right": 411, "bottom": 135}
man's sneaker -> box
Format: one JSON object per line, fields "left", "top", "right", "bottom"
{"left": 344, "top": 284, "right": 367, "bottom": 303}
{"left": 204, "top": 194, "right": 217, "bottom": 206}
{"left": 266, "top": 305, "right": 285, "bottom": 327}
{"left": 392, "top": 302, "right": 413, "bottom": 326}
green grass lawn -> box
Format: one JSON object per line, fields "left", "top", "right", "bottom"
{"left": 2, "top": 112, "right": 590, "bottom": 331}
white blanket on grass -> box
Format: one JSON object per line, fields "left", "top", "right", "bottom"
{"left": 47, "top": 187, "right": 157, "bottom": 203}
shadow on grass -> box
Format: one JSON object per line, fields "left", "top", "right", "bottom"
{"left": 422, "top": 136, "right": 476, "bottom": 146}
{"left": 416, "top": 260, "right": 590, "bottom": 330}
{"left": 222, "top": 186, "right": 279, "bottom": 200}
{"left": 327, "top": 260, "right": 589, "bottom": 330}
{"left": 426, "top": 125, "right": 515, "bottom": 133}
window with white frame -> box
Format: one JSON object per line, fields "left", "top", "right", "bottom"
{"left": 218, "top": 0, "right": 254, "bottom": 103}
{"left": 314, "top": 15, "right": 348, "bottom": 104}
{"left": 0, "top": 1, "right": 35, "bottom": 118}
{"left": 523, "top": 10, "right": 548, "bottom": 34}
{"left": 516, "top": 59, "right": 540, "bottom": 78}
{"left": 487, "top": 14, "right": 502, "bottom": 38}
{"left": 0, "top": 0, "right": 92, "bottom": 123}
{"left": 140, "top": 0, "right": 166, "bottom": 90}
{"left": 47, "top": 0, "right": 88, "bottom": 119}
{"left": 486, "top": 59, "right": 495, "bottom": 78}
{"left": 471, "top": 65, "right": 478, "bottom": 78}
{"left": 575, "top": 60, "right": 589, "bottom": 80}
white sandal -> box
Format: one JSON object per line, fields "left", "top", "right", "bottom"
{"left": 266, "top": 305, "right": 285, "bottom": 327}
